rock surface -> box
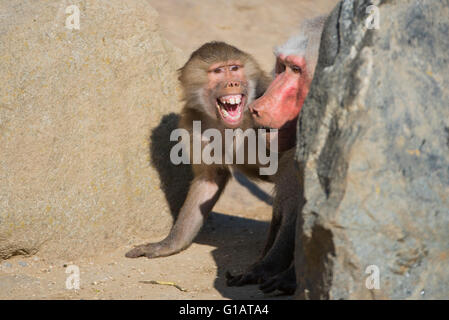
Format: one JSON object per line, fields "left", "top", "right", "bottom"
{"left": 0, "top": 0, "right": 191, "bottom": 260}
{"left": 295, "top": 0, "right": 449, "bottom": 299}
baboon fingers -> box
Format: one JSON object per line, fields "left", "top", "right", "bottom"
{"left": 125, "top": 243, "right": 163, "bottom": 259}
{"left": 125, "top": 245, "right": 146, "bottom": 258}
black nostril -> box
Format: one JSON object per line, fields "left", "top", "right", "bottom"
{"left": 227, "top": 81, "right": 239, "bottom": 88}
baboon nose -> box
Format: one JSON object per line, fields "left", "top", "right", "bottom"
{"left": 226, "top": 81, "right": 240, "bottom": 88}
{"left": 250, "top": 106, "right": 260, "bottom": 117}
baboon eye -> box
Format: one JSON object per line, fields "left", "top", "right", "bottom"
{"left": 291, "top": 65, "right": 302, "bottom": 74}
{"left": 214, "top": 67, "right": 223, "bottom": 73}
{"left": 230, "top": 65, "right": 239, "bottom": 72}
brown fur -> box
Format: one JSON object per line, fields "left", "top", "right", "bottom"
{"left": 125, "top": 42, "right": 272, "bottom": 260}
{"left": 126, "top": 18, "right": 325, "bottom": 295}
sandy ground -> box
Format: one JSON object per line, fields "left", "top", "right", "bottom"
{"left": 1, "top": 176, "right": 279, "bottom": 300}
{"left": 0, "top": 0, "right": 338, "bottom": 300}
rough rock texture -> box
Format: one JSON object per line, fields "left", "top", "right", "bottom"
{"left": 0, "top": 0, "right": 191, "bottom": 260}
{"left": 295, "top": 0, "right": 449, "bottom": 299}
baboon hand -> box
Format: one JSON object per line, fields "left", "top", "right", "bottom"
{"left": 125, "top": 243, "right": 165, "bottom": 259}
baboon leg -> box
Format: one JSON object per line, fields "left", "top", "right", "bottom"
{"left": 226, "top": 195, "right": 299, "bottom": 286}
{"left": 227, "top": 155, "right": 303, "bottom": 288}
{"left": 260, "top": 204, "right": 282, "bottom": 257}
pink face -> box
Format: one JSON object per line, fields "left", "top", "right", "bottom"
{"left": 249, "top": 54, "right": 311, "bottom": 130}
{"left": 249, "top": 54, "right": 311, "bottom": 151}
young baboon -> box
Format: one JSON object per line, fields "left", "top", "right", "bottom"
{"left": 126, "top": 42, "right": 272, "bottom": 259}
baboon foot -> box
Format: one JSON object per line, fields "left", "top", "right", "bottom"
{"left": 259, "top": 266, "right": 296, "bottom": 295}
{"left": 226, "top": 263, "right": 279, "bottom": 287}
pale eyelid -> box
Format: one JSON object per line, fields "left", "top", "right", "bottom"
{"left": 209, "top": 67, "right": 224, "bottom": 74}
{"left": 286, "top": 62, "right": 302, "bottom": 74}
{"left": 208, "top": 64, "right": 243, "bottom": 73}
{"left": 283, "top": 57, "right": 303, "bottom": 72}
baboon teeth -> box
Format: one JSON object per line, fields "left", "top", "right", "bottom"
{"left": 219, "top": 94, "right": 242, "bottom": 105}
{"left": 216, "top": 94, "right": 245, "bottom": 123}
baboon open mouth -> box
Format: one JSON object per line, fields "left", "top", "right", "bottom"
{"left": 216, "top": 94, "right": 245, "bottom": 125}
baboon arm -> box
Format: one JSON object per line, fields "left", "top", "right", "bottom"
{"left": 166, "top": 168, "right": 230, "bottom": 251}
{"left": 126, "top": 167, "right": 230, "bottom": 258}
